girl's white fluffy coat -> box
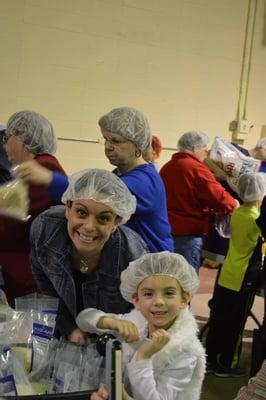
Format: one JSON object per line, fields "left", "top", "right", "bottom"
{"left": 77, "top": 307, "right": 206, "bottom": 400}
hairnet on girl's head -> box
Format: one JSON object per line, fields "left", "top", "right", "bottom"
{"left": 237, "top": 172, "right": 266, "bottom": 202}
{"left": 61, "top": 168, "right": 136, "bottom": 224}
{"left": 120, "top": 251, "right": 199, "bottom": 302}
{"left": 7, "top": 110, "right": 57, "bottom": 155}
{"left": 178, "top": 131, "right": 209, "bottom": 152}
{"left": 98, "top": 107, "right": 151, "bottom": 151}
{"left": 255, "top": 138, "right": 266, "bottom": 149}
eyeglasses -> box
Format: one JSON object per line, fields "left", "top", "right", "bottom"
{"left": 100, "top": 137, "right": 130, "bottom": 147}
{"left": 2, "top": 131, "right": 12, "bottom": 144}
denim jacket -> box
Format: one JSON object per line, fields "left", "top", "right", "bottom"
{"left": 30, "top": 205, "right": 148, "bottom": 337}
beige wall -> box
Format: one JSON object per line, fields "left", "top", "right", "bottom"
{"left": 0, "top": 0, "right": 266, "bottom": 173}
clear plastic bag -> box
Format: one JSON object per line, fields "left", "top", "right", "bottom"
{"left": 214, "top": 213, "right": 231, "bottom": 238}
{"left": 0, "top": 178, "right": 30, "bottom": 221}
{"left": 209, "top": 137, "right": 261, "bottom": 179}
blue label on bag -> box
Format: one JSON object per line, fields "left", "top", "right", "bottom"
{"left": 32, "top": 323, "right": 53, "bottom": 339}
{"left": 0, "top": 374, "right": 17, "bottom": 395}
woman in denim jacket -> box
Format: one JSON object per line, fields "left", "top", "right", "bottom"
{"left": 30, "top": 169, "right": 148, "bottom": 343}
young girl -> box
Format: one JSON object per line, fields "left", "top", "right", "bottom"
{"left": 77, "top": 251, "right": 206, "bottom": 400}
{"left": 205, "top": 172, "right": 266, "bottom": 376}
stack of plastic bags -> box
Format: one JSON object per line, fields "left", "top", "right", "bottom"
{"left": 0, "top": 294, "right": 103, "bottom": 397}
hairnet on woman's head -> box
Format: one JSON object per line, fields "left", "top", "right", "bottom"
{"left": 7, "top": 110, "right": 57, "bottom": 155}
{"left": 178, "top": 131, "right": 209, "bottom": 152}
{"left": 120, "top": 251, "right": 199, "bottom": 302}
{"left": 237, "top": 172, "right": 266, "bottom": 202}
{"left": 98, "top": 107, "right": 151, "bottom": 151}
{"left": 61, "top": 168, "right": 136, "bottom": 224}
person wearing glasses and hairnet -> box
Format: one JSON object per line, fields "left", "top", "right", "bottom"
{"left": 17, "top": 107, "right": 173, "bottom": 254}
{"left": 0, "top": 110, "right": 65, "bottom": 305}
{"left": 30, "top": 169, "right": 148, "bottom": 344}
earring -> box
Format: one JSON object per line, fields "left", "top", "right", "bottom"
{"left": 135, "top": 149, "right": 141, "bottom": 157}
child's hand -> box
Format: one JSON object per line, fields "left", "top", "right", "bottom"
{"left": 97, "top": 317, "right": 140, "bottom": 342}
{"left": 91, "top": 384, "right": 108, "bottom": 400}
{"left": 137, "top": 329, "right": 170, "bottom": 360}
{"left": 67, "top": 328, "right": 89, "bottom": 344}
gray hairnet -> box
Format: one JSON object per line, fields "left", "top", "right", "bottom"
{"left": 61, "top": 168, "right": 136, "bottom": 224}
{"left": 178, "top": 131, "right": 209, "bottom": 152}
{"left": 7, "top": 110, "right": 57, "bottom": 155}
{"left": 255, "top": 138, "right": 266, "bottom": 149}
{"left": 237, "top": 172, "right": 266, "bottom": 202}
{"left": 120, "top": 251, "right": 199, "bottom": 302}
{"left": 98, "top": 107, "right": 151, "bottom": 151}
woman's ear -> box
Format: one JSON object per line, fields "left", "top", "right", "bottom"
{"left": 65, "top": 201, "right": 72, "bottom": 219}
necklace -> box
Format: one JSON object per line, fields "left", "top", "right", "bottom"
{"left": 79, "top": 259, "right": 90, "bottom": 274}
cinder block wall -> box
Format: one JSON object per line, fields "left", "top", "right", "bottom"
{"left": 0, "top": 0, "right": 265, "bottom": 172}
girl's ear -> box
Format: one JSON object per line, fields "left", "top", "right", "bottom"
{"left": 65, "top": 201, "right": 72, "bottom": 219}
{"left": 132, "top": 294, "right": 141, "bottom": 310}
{"left": 180, "top": 291, "right": 190, "bottom": 309}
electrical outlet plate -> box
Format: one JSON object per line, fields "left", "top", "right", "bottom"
{"left": 238, "top": 119, "right": 253, "bottom": 134}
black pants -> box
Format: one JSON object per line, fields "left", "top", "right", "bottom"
{"left": 205, "top": 283, "right": 256, "bottom": 368}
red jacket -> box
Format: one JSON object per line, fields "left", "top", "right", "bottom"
{"left": 160, "top": 152, "right": 236, "bottom": 236}
{"left": 0, "top": 154, "right": 65, "bottom": 303}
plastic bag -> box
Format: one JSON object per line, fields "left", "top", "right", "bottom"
{"left": 209, "top": 137, "right": 261, "bottom": 178}
{"left": 214, "top": 213, "right": 231, "bottom": 238}
{"left": 15, "top": 294, "right": 58, "bottom": 372}
{"left": 0, "top": 178, "right": 30, "bottom": 221}
{"left": 0, "top": 346, "right": 34, "bottom": 396}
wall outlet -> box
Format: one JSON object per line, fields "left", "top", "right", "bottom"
{"left": 238, "top": 119, "right": 254, "bottom": 134}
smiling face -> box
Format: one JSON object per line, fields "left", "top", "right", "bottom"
{"left": 132, "top": 275, "right": 190, "bottom": 335}
{"left": 65, "top": 199, "right": 119, "bottom": 258}
{"left": 102, "top": 130, "right": 139, "bottom": 173}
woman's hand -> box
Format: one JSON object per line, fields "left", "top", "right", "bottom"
{"left": 0, "top": 289, "right": 7, "bottom": 304}
{"left": 67, "top": 328, "right": 89, "bottom": 345}
{"left": 137, "top": 329, "right": 170, "bottom": 360}
{"left": 16, "top": 161, "right": 53, "bottom": 186}
{"left": 97, "top": 316, "right": 140, "bottom": 342}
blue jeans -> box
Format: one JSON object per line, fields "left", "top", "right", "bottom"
{"left": 173, "top": 235, "right": 204, "bottom": 273}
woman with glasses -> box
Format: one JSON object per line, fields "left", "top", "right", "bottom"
{"left": 0, "top": 124, "right": 11, "bottom": 183}
{"left": 16, "top": 107, "right": 174, "bottom": 253}
{"left": 0, "top": 110, "right": 65, "bottom": 305}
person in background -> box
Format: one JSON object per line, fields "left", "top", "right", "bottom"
{"left": 160, "top": 131, "right": 238, "bottom": 272}
{"left": 203, "top": 137, "right": 266, "bottom": 269}
{"left": 0, "top": 124, "right": 11, "bottom": 183}
{"left": 205, "top": 172, "right": 265, "bottom": 377}
{"left": 143, "top": 134, "right": 163, "bottom": 169}
{"left": 78, "top": 251, "right": 206, "bottom": 400}
{"left": 30, "top": 169, "right": 148, "bottom": 343}
{"left": 0, "top": 110, "right": 65, "bottom": 305}
{"left": 17, "top": 107, "right": 173, "bottom": 253}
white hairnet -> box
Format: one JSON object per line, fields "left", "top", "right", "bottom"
{"left": 178, "top": 131, "right": 209, "bottom": 152}
{"left": 237, "top": 172, "right": 266, "bottom": 202}
{"left": 7, "top": 110, "right": 57, "bottom": 155}
{"left": 120, "top": 251, "right": 199, "bottom": 302}
{"left": 61, "top": 168, "right": 136, "bottom": 224}
{"left": 98, "top": 107, "right": 151, "bottom": 151}
{"left": 255, "top": 138, "right": 266, "bottom": 149}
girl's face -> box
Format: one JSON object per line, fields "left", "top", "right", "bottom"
{"left": 133, "top": 275, "right": 190, "bottom": 335}
{"left": 65, "top": 199, "right": 119, "bottom": 258}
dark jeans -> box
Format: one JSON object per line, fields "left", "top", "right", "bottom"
{"left": 173, "top": 235, "right": 204, "bottom": 273}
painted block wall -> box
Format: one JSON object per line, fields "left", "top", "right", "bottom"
{"left": 0, "top": 0, "right": 265, "bottom": 172}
